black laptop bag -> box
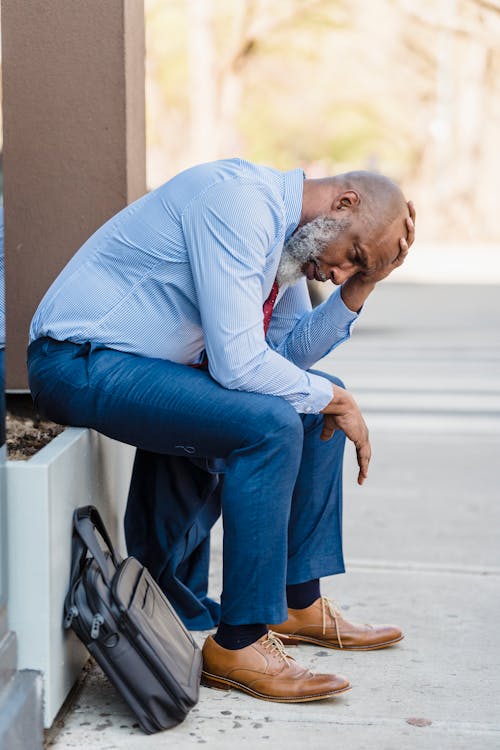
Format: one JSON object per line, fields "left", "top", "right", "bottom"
{"left": 64, "top": 505, "right": 202, "bottom": 733}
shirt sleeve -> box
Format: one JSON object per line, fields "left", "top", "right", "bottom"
{"left": 266, "top": 278, "right": 359, "bottom": 369}
{"left": 181, "top": 180, "right": 334, "bottom": 413}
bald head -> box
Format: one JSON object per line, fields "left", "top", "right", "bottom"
{"left": 295, "top": 170, "right": 413, "bottom": 287}
{"left": 333, "top": 170, "right": 408, "bottom": 227}
{"left": 301, "top": 170, "right": 409, "bottom": 232}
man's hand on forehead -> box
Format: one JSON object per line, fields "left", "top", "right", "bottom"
{"left": 338, "top": 199, "right": 416, "bottom": 313}
{"left": 359, "top": 199, "right": 416, "bottom": 284}
{"left": 398, "top": 200, "right": 416, "bottom": 259}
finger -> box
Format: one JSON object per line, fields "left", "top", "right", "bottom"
{"left": 357, "top": 459, "right": 369, "bottom": 484}
{"left": 320, "top": 424, "right": 336, "bottom": 441}
{"left": 398, "top": 237, "right": 409, "bottom": 263}
{"left": 408, "top": 200, "right": 416, "bottom": 225}
{"left": 356, "top": 442, "right": 371, "bottom": 485}
{"left": 320, "top": 413, "right": 338, "bottom": 441}
{"left": 406, "top": 215, "right": 415, "bottom": 247}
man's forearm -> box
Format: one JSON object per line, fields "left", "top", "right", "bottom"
{"left": 268, "top": 286, "right": 358, "bottom": 370}
{"left": 340, "top": 275, "right": 377, "bottom": 313}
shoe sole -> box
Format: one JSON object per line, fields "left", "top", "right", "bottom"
{"left": 201, "top": 670, "right": 351, "bottom": 702}
{"left": 275, "top": 633, "right": 405, "bottom": 650}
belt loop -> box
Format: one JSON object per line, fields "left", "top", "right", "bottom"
{"left": 72, "top": 341, "right": 92, "bottom": 358}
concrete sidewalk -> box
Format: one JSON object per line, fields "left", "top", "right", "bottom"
{"left": 46, "top": 284, "right": 500, "bottom": 749}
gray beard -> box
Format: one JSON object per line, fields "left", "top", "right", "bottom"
{"left": 276, "top": 216, "right": 349, "bottom": 287}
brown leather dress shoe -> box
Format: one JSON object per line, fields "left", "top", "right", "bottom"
{"left": 271, "top": 596, "right": 404, "bottom": 651}
{"left": 201, "top": 631, "right": 351, "bottom": 703}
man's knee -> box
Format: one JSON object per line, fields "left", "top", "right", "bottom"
{"left": 309, "top": 369, "right": 347, "bottom": 391}
{"left": 242, "top": 395, "right": 303, "bottom": 452}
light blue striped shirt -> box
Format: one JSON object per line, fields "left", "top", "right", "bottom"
{"left": 30, "top": 159, "right": 358, "bottom": 413}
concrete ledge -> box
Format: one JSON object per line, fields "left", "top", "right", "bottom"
{"left": 0, "top": 628, "right": 17, "bottom": 692}
{"left": 6, "top": 427, "right": 134, "bottom": 727}
{"left": 0, "top": 670, "right": 43, "bottom": 750}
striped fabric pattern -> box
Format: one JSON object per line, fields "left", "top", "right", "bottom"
{"left": 30, "top": 158, "right": 358, "bottom": 413}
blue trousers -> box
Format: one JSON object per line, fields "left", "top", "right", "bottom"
{"left": 27, "top": 337, "right": 346, "bottom": 629}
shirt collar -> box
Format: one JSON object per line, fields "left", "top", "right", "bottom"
{"left": 283, "top": 168, "right": 305, "bottom": 242}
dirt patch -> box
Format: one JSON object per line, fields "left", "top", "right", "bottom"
{"left": 7, "top": 412, "right": 64, "bottom": 460}
{"left": 6, "top": 394, "right": 64, "bottom": 460}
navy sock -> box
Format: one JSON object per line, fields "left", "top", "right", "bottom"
{"left": 286, "top": 579, "right": 321, "bottom": 609}
{"left": 214, "top": 622, "right": 268, "bottom": 650}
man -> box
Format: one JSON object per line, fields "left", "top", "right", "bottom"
{"left": 0, "top": 206, "right": 5, "bottom": 446}
{"left": 28, "top": 158, "right": 415, "bottom": 703}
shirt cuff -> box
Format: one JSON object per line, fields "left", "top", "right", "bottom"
{"left": 298, "top": 371, "right": 335, "bottom": 414}
{"left": 323, "top": 286, "right": 360, "bottom": 333}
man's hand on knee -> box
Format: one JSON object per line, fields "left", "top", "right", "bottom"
{"left": 320, "top": 385, "right": 371, "bottom": 485}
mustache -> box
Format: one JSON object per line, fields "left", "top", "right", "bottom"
{"left": 308, "top": 256, "right": 328, "bottom": 282}
{"left": 277, "top": 215, "right": 349, "bottom": 288}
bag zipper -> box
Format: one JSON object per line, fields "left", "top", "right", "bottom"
{"left": 85, "top": 559, "right": 118, "bottom": 641}
{"left": 64, "top": 557, "right": 94, "bottom": 631}
{"left": 64, "top": 605, "right": 79, "bottom": 629}
{"left": 65, "top": 565, "right": 106, "bottom": 639}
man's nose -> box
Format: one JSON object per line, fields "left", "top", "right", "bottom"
{"left": 333, "top": 267, "right": 355, "bottom": 284}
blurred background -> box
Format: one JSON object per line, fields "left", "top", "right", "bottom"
{"left": 2, "top": 0, "right": 499, "bottom": 281}
{"left": 145, "top": 0, "right": 500, "bottom": 255}
{"left": 0, "top": 3, "right": 498, "bottom": 746}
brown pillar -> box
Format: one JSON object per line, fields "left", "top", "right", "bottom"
{"left": 1, "top": 0, "right": 146, "bottom": 389}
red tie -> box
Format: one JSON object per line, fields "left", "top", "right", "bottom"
{"left": 262, "top": 279, "right": 279, "bottom": 336}
{"left": 193, "top": 279, "right": 279, "bottom": 369}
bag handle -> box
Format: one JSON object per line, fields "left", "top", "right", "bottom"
{"left": 72, "top": 505, "right": 120, "bottom": 583}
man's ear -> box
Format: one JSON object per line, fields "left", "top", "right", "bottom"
{"left": 332, "top": 190, "right": 360, "bottom": 212}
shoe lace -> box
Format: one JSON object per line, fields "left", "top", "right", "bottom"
{"left": 321, "top": 596, "right": 344, "bottom": 649}
{"left": 264, "top": 632, "right": 295, "bottom": 664}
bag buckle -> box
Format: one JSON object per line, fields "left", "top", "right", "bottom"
{"left": 64, "top": 606, "right": 79, "bottom": 629}
{"left": 90, "top": 613, "right": 105, "bottom": 639}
